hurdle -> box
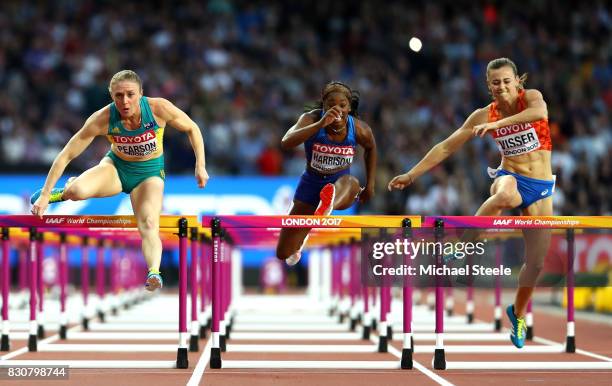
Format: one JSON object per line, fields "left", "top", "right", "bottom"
{"left": 202, "top": 215, "right": 421, "bottom": 370}
{"left": 0, "top": 215, "right": 198, "bottom": 369}
{"left": 1, "top": 227, "right": 8, "bottom": 351}
{"left": 200, "top": 214, "right": 612, "bottom": 372}
{"left": 421, "top": 215, "right": 612, "bottom": 370}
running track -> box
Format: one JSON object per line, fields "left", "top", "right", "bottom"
{"left": 1, "top": 290, "right": 610, "bottom": 386}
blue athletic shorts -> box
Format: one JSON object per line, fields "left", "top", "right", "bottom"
{"left": 293, "top": 169, "right": 350, "bottom": 207}
{"left": 497, "top": 169, "right": 554, "bottom": 209}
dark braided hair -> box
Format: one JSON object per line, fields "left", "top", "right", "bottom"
{"left": 305, "top": 81, "right": 360, "bottom": 117}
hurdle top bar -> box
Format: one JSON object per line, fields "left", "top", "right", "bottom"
{"left": 0, "top": 215, "right": 199, "bottom": 229}
{"left": 201, "top": 215, "right": 421, "bottom": 229}
{"left": 422, "top": 216, "right": 612, "bottom": 229}
{"left": 2, "top": 227, "right": 183, "bottom": 248}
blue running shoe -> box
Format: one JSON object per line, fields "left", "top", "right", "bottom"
{"left": 506, "top": 305, "right": 526, "bottom": 348}
{"left": 30, "top": 188, "right": 65, "bottom": 205}
{"left": 145, "top": 271, "right": 163, "bottom": 291}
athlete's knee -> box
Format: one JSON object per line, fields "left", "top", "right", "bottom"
{"left": 519, "top": 260, "right": 543, "bottom": 287}
{"left": 491, "top": 190, "right": 517, "bottom": 208}
{"left": 337, "top": 175, "right": 359, "bottom": 190}
{"left": 138, "top": 215, "right": 159, "bottom": 233}
{"left": 524, "top": 257, "right": 544, "bottom": 273}
{"left": 63, "top": 183, "right": 87, "bottom": 201}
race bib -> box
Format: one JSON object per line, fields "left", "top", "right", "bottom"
{"left": 113, "top": 129, "right": 158, "bottom": 157}
{"left": 491, "top": 123, "right": 541, "bottom": 157}
{"left": 310, "top": 143, "right": 354, "bottom": 173}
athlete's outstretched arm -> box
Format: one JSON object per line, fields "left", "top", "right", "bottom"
{"left": 155, "top": 98, "right": 209, "bottom": 188}
{"left": 356, "top": 121, "right": 377, "bottom": 203}
{"left": 473, "top": 90, "right": 548, "bottom": 137}
{"left": 31, "top": 109, "right": 108, "bottom": 216}
{"left": 388, "top": 108, "right": 486, "bottom": 191}
{"left": 281, "top": 107, "right": 343, "bottom": 149}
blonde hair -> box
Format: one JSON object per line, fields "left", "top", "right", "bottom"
{"left": 486, "top": 57, "right": 528, "bottom": 89}
{"left": 108, "top": 70, "right": 142, "bottom": 93}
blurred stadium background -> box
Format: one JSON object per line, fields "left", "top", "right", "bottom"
{"left": 0, "top": 0, "right": 609, "bottom": 216}
{"left": 0, "top": 1, "right": 609, "bottom": 300}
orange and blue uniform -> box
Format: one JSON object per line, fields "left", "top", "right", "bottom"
{"left": 487, "top": 90, "right": 554, "bottom": 208}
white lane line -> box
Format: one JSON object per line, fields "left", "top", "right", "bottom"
{"left": 533, "top": 336, "right": 612, "bottom": 362}
{"left": 369, "top": 336, "right": 454, "bottom": 386}
{"left": 0, "top": 325, "right": 81, "bottom": 360}
{"left": 474, "top": 314, "right": 612, "bottom": 362}
{"left": 186, "top": 338, "right": 212, "bottom": 386}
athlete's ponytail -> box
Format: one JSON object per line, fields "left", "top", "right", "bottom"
{"left": 518, "top": 73, "right": 528, "bottom": 89}
{"left": 349, "top": 90, "right": 360, "bottom": 117}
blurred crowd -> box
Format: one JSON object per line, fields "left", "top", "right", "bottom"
{"left": 0, "top": 1, "right": 609, "bottom": 215}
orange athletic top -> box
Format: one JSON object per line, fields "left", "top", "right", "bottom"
{"left": 487, "top": 90, "right": 552, "bottom": 158}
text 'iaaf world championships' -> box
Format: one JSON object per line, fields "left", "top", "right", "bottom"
{"left": 371, "top": 238, "right": 485, "bottom": 260}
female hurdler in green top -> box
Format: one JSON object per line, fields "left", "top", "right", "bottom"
{"left": 30, "top": 70, "right": 209, "bottom": 291}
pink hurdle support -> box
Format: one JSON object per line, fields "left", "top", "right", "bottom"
{"left": 566, "top": 228, "right": 576, "bottom": 352}
{"left": 189, "top": 227, "right": 199, "bottom": 352}
{"left": 199, "top": 234, "right": 208, "bottom": 338}
{"left": 401, "top": 218, "right": 413, "bottom": 369}
{"left": 219, "top": 232, "right": 226, "bottom": 351}
{"left": 331, "top": 246, "right": 340, "bottom": 317}
{"left": 58, "top": 233, "right": 68, "bottom": 339}
{"left": 207, "top": 236, "right": 213, "bottom": 333}
{"left": 494, "top": 239, "right": 502, "bottom": 331}
{"left": 220, "top": 231, "right": 228, "bottom": 349}
{"left": 110, "top": 242, "right": 119, "bottom": 315}
{"left": 96, "top": 238, "right": 106, "bottom": 323}
{"left": 81, "top": 237, "right": 90, "bottom": 330}
{"left": 177, "top": 218, "right": 189, "bottom": 369}
{"left": 361, "top": 245, "right": 371, "bottom": 340}
{"left": 349, "top": 238, "right": 358, "bottom": 331}
{"left": 1, "top": 228, "right": 10, "bottom": 351}
{"left": 210, "top": 218, "right": 222, "bottom": 369}
{"left": 433, "top": 219, "right": 446, "bottom": 370}
{"left": 36, "top": 232, "right": 44, "bottom": 339}
{"left": 28, "top": 227, "right": 38, "bottom": 351}
{"left": 224, "top": 242, "right": 233, "bottom": 340}
{"left": 385, "top": 279, "right": 393, "bottom": 340}
{"left": 377, "top": 229, "right": 389, "bottom": 353}
{"left": 339, "top": 242, "right": 349, "bottom": 323}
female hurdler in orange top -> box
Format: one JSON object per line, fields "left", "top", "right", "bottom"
{"left": 388, "top": 58, "right": 554, "bottom": 348}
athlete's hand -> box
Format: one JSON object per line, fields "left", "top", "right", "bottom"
{"left": 387, "top": 173, "right": 415, "bottom": 191}
{"left": 319, "top": 106, "right": 344, "bottom": 127}
{"left": 196, "top": 166, "right": 209, "bottom": 188}
{"left": 31, "top": 195, "right": 50, "bottom": 218}
{"left": 359, "top": 184, "right": 374, "bottom": 204}
{"left": 473, "top": 121, "right": 499, "bottom": 137}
